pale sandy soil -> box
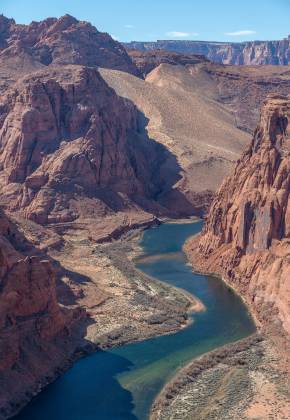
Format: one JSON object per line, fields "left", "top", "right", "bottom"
{"left": 151, "top": 335, "right": 290, "bottom": 420}
{"left": 12, "top": 212, "right": 204, "bottom": 348}
{"left": 245, "top": 370, "right": 290, "bottom": 419}
{"left": 100, "top": 65, "right": 250, "bottom": 214}
{"left": 48, "top": 220, "right": 204, "bottom": 348}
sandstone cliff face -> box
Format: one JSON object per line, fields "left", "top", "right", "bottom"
{"left": 0, "top": 65, "right": 164, "bottom": 225}
{"left": 124, "top": 38, "right": 290, "bottom": 66}
{"left": 0, "top": 209, "right": 85, "bottom": 418}
{"left": 0, "top": 14, "right": 139, "bottom": 79}
{"left": 0, "top": 213, "right": 63, "bottom": 370}
{"left": 186, "top": 94, "right": 290, "bottom": 335}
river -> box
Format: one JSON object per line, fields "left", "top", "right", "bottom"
{"left": 16, "top": 220, "right": 255, "bottom": 420}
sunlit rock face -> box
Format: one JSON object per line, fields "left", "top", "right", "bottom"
{"left": 186, "top": 94, "right": 290, "bottom": 336}
{"left": 0, "top": 14, "right": 140, "bottom": 76}
{"left": 0, "top": 64, "right": 167, "bottom": 225}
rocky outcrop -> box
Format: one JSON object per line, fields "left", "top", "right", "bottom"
{"left": 0, "top": 208, "right": 86, "bottom": 418}
{"left": 185, "top": 94, "right": 290, "bottom": 336}
{"left": 124, "top": 38, "right": 290, "bottom": 66}
{"left": 0, "top": 64, "right": 169, "bottom": 225}
{"left": 0, "top": 14, "right": 140, "bottom": 80}
{"left": 127, "top": 49, "right": 208, "bottom": 77}
{"left": 205, "top": 64, "right": 290, "bottom": 132}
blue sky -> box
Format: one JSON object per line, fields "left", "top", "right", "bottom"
{"left": 1, "top": 0, "right": 290, "bottom": 42}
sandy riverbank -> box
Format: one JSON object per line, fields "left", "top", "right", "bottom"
{"left": 51, "top": 222, "right": 205, "bottom": 349}
{"left": 149, "top": 233, "right": 290, "bottom": 419}
{"left": 3, "top": 218, "right": 204, "bottom": 420}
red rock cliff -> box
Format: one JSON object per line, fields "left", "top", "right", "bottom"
{"left": 0, "top": 208, "right": 85, "bottom": 418}
{"left": 186, "top": 94, "right": 290, "bottom": 336}
{"left": 0, "top": 14, "right": 140, "bottom": 77}
{"left": 0, "top": 65, "right": 162, "bottom": 225}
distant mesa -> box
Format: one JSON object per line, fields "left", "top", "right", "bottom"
{"left": 124, "top": 37, "right": 290, "bottom": 65}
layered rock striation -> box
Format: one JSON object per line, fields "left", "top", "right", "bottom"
{"left": 125, "top": 38, "right": 290, "bottom": 66}
{"left": 205, "top": 64, "right": 290, "bottom": 132}
{"left": 186, "top": 94, "right": 290, "bottom": 336}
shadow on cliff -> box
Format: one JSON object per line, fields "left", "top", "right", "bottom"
{"left": 131, "top": 109, "right": 200, "bottom": 217}
{"left": 86, "top": 103, "right": 200, "bottom": 218}
{"left": 15, "top": 349, "right": 137, "bottom": 420}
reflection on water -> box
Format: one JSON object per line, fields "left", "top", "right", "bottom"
{"left": 16, "top": 221, "right": 255, "bottom": 420}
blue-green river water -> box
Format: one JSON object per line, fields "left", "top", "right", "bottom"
{"left": 16, "top": 221, "right": 255, "bottom": 420}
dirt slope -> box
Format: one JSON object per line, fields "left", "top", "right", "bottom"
{"left": 100, "top": 64, "right": 250, "bottom": 215}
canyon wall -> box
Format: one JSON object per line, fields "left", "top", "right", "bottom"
{"left": 1, "top": 14, "right": 290, "bottom": 417}
{"left": 0, "top": 64, "right": 170, "bottom": 225}
{"left": 0, "top": 209, "right": 86, "bottom": 418}
{"left": 204, "top": 64, "right": 290, "bottom": 132}
{"left": 0, "top": 22, "right": 177, "bottom": 415}
{"left": 186, "top": 94, "right": 290, "bottom": 337}
{"left": 125, "top": 38, "right": 290, "bottom": 65}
